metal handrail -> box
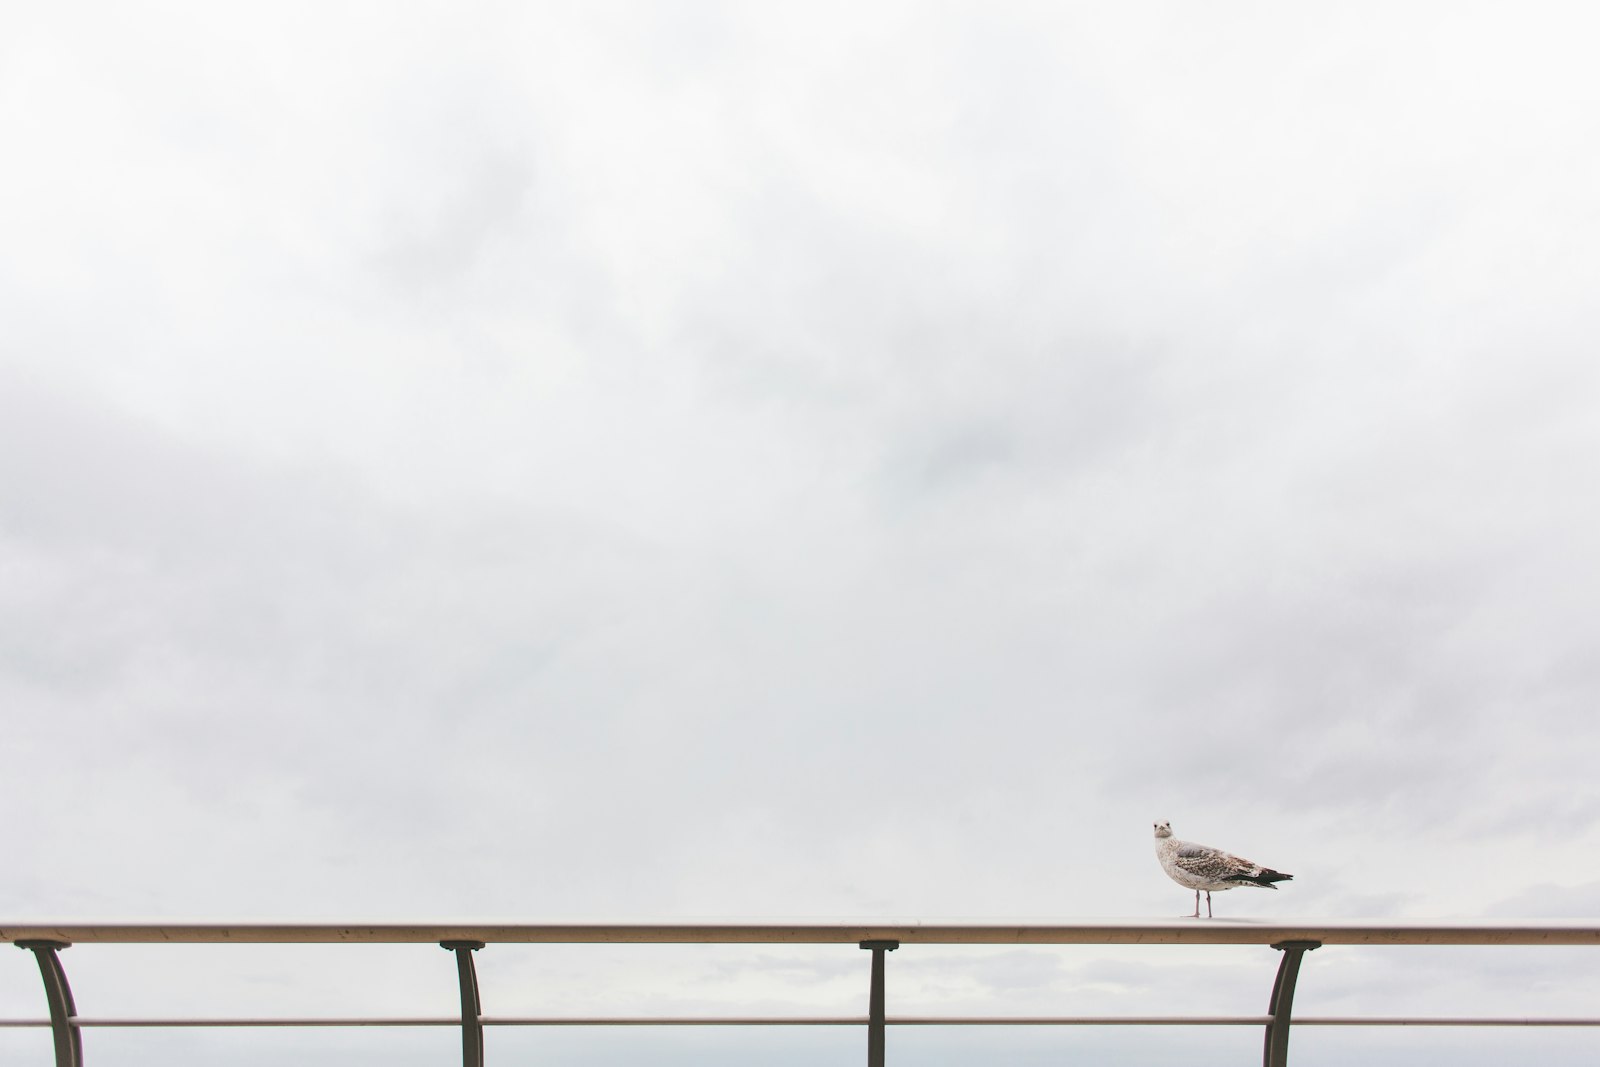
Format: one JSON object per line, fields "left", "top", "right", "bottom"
{"left": 6, "top": 920, "right": 1599, "bottom": 1067}
{"left": 5, "top": 1014, "right": 1600, "bottom": 1027}
{"left": 6, "top": 918, "right": 1600, "bottom": 944}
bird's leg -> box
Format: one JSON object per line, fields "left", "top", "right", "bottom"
{"left": 1192, "top": 890, "right": 1201, "bottom": 918}
{"left": 1205, "top": 891, "right": 1213, "bottom": 918}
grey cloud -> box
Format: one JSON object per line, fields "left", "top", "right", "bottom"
{"left": 373, "top": 147, "right": 537, "bottom": 293}
{"left": 1486, "top": 882, "right": 1600, "bottom": 919}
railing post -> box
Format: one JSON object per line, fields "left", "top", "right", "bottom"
{"left": 1263, "top": 940, "right": 1319, "bottom": 1067}
{"left": 441, "top": 940, "right": 487, "bottom": 1067}
{"left": 860, "top": 939, "right": 899, "bottom": 1067}
{"left": 15, "top": 940, "right": 83, "bottom": 1067}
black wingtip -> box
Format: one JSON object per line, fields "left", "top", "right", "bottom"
{"left": 1226, "top": 870, "right": 1293, "bottom": 888}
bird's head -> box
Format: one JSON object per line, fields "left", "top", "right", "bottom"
{"left": 1153, "top": 820, "right": 1173, "bottom": 839}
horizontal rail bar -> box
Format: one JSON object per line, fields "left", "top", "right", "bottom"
{"left": 486, "top": 1017, "right": 865, "bottom": 1027}
{"left": 30, "top": 1018, "right": 460, "bottom": 1028}
{"left": 891, "top": 1016, "right": 1276, "bottom": 1026}
{"left": 3, "top": 1015, "right": 1599, "bottom": 1029}
{"left": 6, "top": 920, "right": 1600, "bottom": 946}
{"left": 893, "top": 1017, "right": 1600, "bottom": 1028}
{"left": 1297, "top": 1018, "right": 1600, "bottom": 1027}
{"left": 3, "top": 1018, "right": 862, "bottom": 1030}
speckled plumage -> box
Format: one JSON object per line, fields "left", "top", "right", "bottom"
{"left": 1153, "top": 821, "right": 1292, "bottom": 917}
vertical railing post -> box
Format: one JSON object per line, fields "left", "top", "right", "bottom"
{"left": 441, "top": 940, "right": 487, "bottom": 1067}
{"left": 860, "top": 939, "right": 899, "bottom": 1067}
{"left": 1263, "top": 940, "right": 1319, "bottom": 1067}
{"left": 15, "top": 940, "right": 83, "bottom": 1067}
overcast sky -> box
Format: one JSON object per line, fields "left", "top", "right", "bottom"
{"left": 4, "top": 2, "right": 1600, "bottom": 1064}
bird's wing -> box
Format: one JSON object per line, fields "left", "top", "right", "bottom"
{"left": 1173, "top": 843, "right": 1256, "bottom": 880}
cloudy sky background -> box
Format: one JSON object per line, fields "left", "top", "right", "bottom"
{"left": 4, "top": 2, "right": 1600, "bottom": 1063}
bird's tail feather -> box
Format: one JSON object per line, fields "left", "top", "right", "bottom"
{"left": 1226, "top": 870, "right": 1293, "bottom": 888}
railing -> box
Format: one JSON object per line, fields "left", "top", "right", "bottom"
{"left": 4, "top": 920, "right": 1599, "bottom": 1067}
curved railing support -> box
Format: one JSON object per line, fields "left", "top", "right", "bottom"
{"left": 441, "top": 940, "right": 487, "bottom": 1067}
{"left": 1263, "top": 940, "right": 1320, "bottom": 1067}
{"left": 15, "top": 939, "right": 83, "bottom": 1067}
{"left": 860, "top": 940, "right": 898, "bottom": 1067}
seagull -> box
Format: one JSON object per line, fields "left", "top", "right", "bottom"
{"left": 1153, "top": 821, "right": 1292, "bottom": 917}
